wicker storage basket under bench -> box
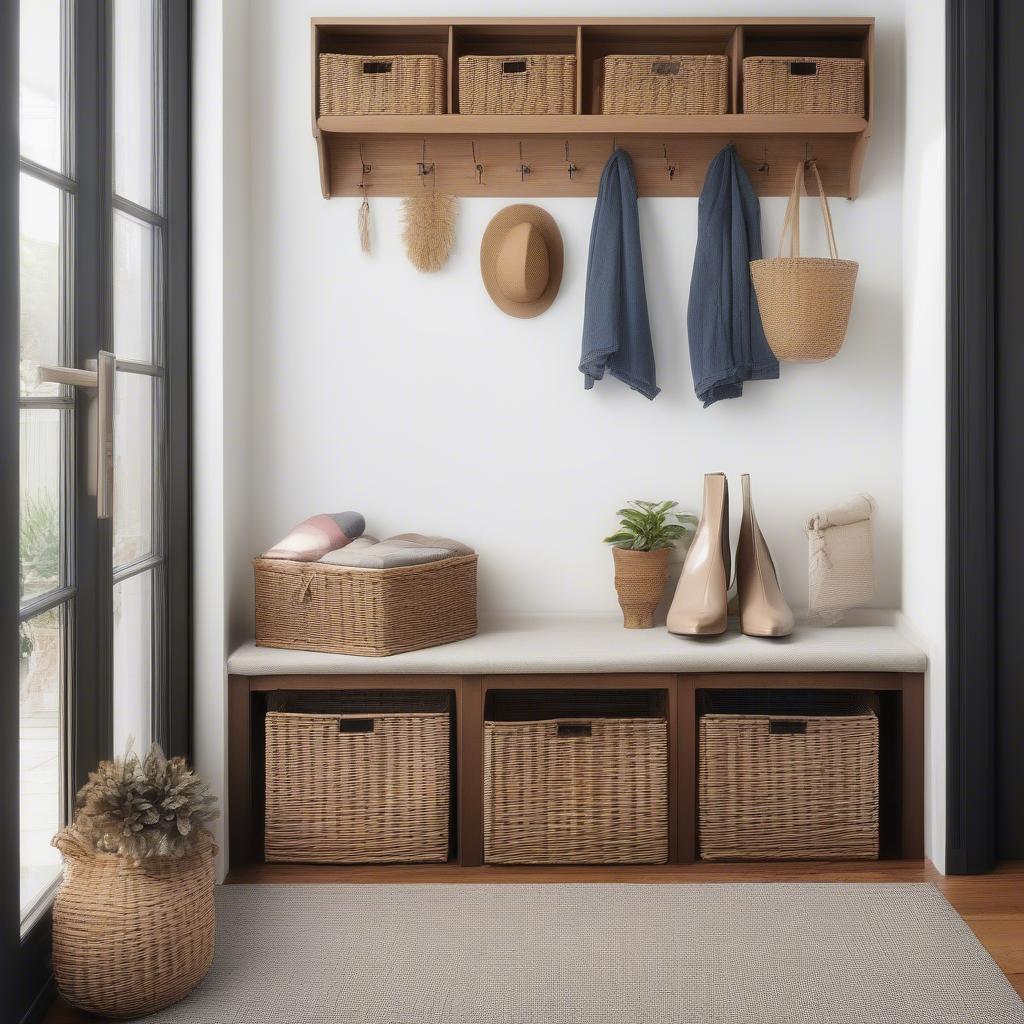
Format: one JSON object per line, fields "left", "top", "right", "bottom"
{"left": 484, "top": 693, "right": 668, "bottom": 864}
{"left": 265, "top": 694, "right": 451, "bottom": 863}
{"left": 698, "top": 691, "right": 879, "bottom": 861}
{"left": 253, "top": 554, "right": 477, "bottom": 657}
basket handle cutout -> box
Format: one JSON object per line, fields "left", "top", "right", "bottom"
{"left": 789, "top": 61, "right": 818, "bottom": 77}
{"left": 557, "top": 723, "right": 593, "bottom": 738}
{"left": 769, "top": 720, "right": 807, "bottom": 735}
{"left": 778, "top": 160, "right": 839, "bottom": 260}
{"left": 651, "top": 60, "right": 681, "bottom": 76}
{"left": 362, "top": 61, "right": 393, "bottom": 75}
{"left": 502, "top": 60, "right": 528, "bottom": 75}
{"left": 339, "top": 718, "right": 375, "bottom": 734}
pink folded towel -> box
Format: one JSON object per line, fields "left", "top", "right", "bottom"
{"left": 263, "top": 511, "right": 365, "bottom": 562}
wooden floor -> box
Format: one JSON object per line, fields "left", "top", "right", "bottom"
{"left": 45, "top": 860, "right": 1024, "bottom": 1022}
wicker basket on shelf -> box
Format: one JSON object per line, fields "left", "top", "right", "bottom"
{"left": 484, "top": 715, "right": 668, "bottom": 864}
{"left": 601, "top": 54, "right": 728, "bottom": 114}
{"left": 458, "top": 54, "right": 576, "bottom": 114}
{"left": 698, "top": 692, "right": 879, "bottom": 861}
{"left": 742, "top": 56, "right": 865, "bottom": 115}
{"left": 265, "top": 708, "right": 450, "bottom": 863}
{"left": 51, "top": 828, "right": 216, "bottom": 1020}
{"left": 253, "top": 554, "right": 477, "bottom": 657}
{"left": 318, "top": 53, "right": 445, "bottom": 115}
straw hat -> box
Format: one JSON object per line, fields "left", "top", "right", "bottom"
{"left": 480, "top": 205, "right": 563, "bottom": 318}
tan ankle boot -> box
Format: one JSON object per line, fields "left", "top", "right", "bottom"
{"left": 667, "top": 473, "right": 730, "bottom": 636}
{"left": 736, "top": 474, "right": 794, "bottom": 638}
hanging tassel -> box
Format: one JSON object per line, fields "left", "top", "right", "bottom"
{"left": 358, "top": 197, "right": 371, "bottom": 255}
{"left": 401, "top": 179, "right": 456, "bottom": 273}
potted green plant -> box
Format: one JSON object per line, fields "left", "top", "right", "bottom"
{"left": 51, "top": 743, "right": 219, "bottom": 1020}
{"left": 604, "top": 500, "right": 697, "bottom": 628}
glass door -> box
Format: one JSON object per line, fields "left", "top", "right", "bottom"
{"left": 5, "top": 3, "right": 190, "bottom": 1015}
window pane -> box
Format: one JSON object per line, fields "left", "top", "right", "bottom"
{"left": 20, "top": 605, "right": 65, "bottom": 919}
{"left": 113, "top": 372, "right": 155, "bottom": 566}
{"left": 19, "top": 174, "right": 63, "bottom": 397}
{"left": 19, "top": 0, "right": 62, "bottom": 171}
{"left": 113, "top": 0, "right": 159, "bottom": 210}
{"left": 112, "top": 210, "right": 158, "bottom": 362}
{"left": 113, "top": 570, "right": 153, "bottom": 754}
{"left": 19, "top": 409, "right": 63, "bottom": 603}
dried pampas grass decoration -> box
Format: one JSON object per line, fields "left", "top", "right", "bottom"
{"left": 402, "top": 181, "right": 456, "bottom": 272}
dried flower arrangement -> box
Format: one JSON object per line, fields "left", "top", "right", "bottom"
{"left": 74, "top": 742, "right": 218, "bottom": 860}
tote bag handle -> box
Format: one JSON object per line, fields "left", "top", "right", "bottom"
{"left": 778, "top": 160, "right": 839, "bottom": 260}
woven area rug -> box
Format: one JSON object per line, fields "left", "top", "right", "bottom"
{"left": 144, "top": 883, "right": 1024, "bottom": 1024}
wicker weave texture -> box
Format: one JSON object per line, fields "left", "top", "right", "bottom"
{"left": 51, "top": 828, "right": 216, "bottom": 1019}
{"left": 484, "top": 718, "right": 668, "bottom": 864}
{"left": 602, "top": 54, "right": 728, "bottom": 114}
{"left": 742, "top": 56, "right": 865, "bottom": 116}
{"left": 265, "top": 711, "right": 450, "bottom": 863}
{"left": 254, "top": 554, "right": 477, "bottom": 657}
{"left": 612, "top": 547, "right": 670, "bottom": 629}
{"left": 319, "top": 54, "right": 445, "bottom": 115}
{"left": 699, "top": 713, "right": 879, "bottom": 861}
{"left": 458, "top": 55, "right": 576, "bottom": 114}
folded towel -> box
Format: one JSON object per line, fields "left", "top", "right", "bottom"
{"left": 320, "top": 534, "right": 474, "bottom": 570}
{"left": 687, "top": 145, "right": 779, "bottom": 406}
{"left": 263, "top": 512, "right": 364, "bottom": 561}
{"left": 579, "top": 150, "right": 659, "bottom": 400}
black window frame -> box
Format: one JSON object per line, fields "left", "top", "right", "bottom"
{"left": 1, "top": 3, "right": 191, "bottom": 1020}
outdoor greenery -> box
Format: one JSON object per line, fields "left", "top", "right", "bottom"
{"left": 603, "top": 500, "right": 698, "bottom": 552}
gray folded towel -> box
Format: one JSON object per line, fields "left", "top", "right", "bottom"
{"left": 579, "top": 149, "right": 659, "bottom": 400}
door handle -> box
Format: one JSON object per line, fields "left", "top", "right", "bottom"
{"left": 36, "top": 351, "right": 116, "bottom": 519}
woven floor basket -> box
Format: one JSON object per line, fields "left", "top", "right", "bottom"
{"left": 699, "top": 699, "right": 879, "bottom": 861}
{"left": 743, "top": 56, "right": 865, "bottom": 116}
{"left": 484, "top": 717, "right": 668, "bottom": 864}
{"left": 750, "top": 160, "right": 858, "bottom": 362}
{"left": 254, "top": 554, "right": 477, "bottom": 657}
{"left": 601, "top": 54, "right": 728, "bottom": 114}
{"left": 458, "top": 55, "right": 576, "bottom": 114}
{"left": 319, "top": 53, "right": 445, "bottom": 115}
{"left": 51, "top": 828, "right": 216, "bottom": 1019}
{"left": 265, "top": 710, "right": 450, "bottom": 863}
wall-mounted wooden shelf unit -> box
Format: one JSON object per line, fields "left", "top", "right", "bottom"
{"left": 312, "top": 17, "right": 874, "bottom": 199}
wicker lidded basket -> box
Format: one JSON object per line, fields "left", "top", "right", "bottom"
{"left": 253, "top": 554, "right": 477, "bottom": 657}
{"left": 743, "top": 56, "right": 865, "bottom": 116}
{"left": 318, "top": 53, "right": 445, "bottom": 115}
{"left": 601, "top": 54, "right": 728, "bottom": 114}
{"left": 265, "top": 706, "right": 450, "bottom": 863}
{"left": 51, "top": 828, "right": 216, "bottom": 1020}
{"left": 458, "top": 55, "right": 576, "bottom": 114}
{"left": 698, "top": 692, "right": 879, "bottom": 861}
{"left": 484, "top": 714, "right": 668, "bottom": 864}
{"left": 750, "top": 160, "right": 858, "bottom": 362}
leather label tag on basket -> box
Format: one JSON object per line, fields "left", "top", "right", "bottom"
{"left": 789, "top": 61, "right": 818, "bottom": 76}
{"left": 501, "top": 60, "right": 528, "bottom": 75}
{"left": 339, "top": 718, "right": 375, "bottom": 734}
{"left": 362, "top": 60, "right": 393, "bottom": 75}
{"left": 769, "top": 720, "right": 808, "bottom": 735}
{"left": 651, "top": 60, "right": 681, "bottom": 76}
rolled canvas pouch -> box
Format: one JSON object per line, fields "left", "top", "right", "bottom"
{"left": 806, "top": 494, "right": 876, "bottom": 624}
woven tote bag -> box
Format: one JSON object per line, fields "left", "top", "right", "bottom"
{"left": 750, "top": 160, "right": 858, "bottom": 362}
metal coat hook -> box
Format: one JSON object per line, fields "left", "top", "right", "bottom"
{"left": 518, "top": 140, "right": 531, "bottom": 182}
{"left": 757, "top": 144, "right": 770, "bottom": 175}
{"left": 471, "top": 141, "right": 484, "bottom": 185}
{"left": 662, "top": 144, "right": 677, "bottom": 181}
{"left": 358, "top": 144, "right": 372, "bottom": 191}
{"left": 564, "top": 141, "right": 578, "bottom": 180}
{"left": 417, "top": 139, "right": 434, "bottom": 177}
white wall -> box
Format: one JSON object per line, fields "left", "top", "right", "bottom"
{"left": 192, "top": 0, "right": 252, "bottom": 881}
{"left": 193, "top": 0, "right": 950, "bottom": 869}
{"left": 900, "top": 0, "right": 946, "bottom": 872}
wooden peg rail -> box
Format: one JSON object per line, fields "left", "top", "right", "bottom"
{"left": 312, "top": 18, "right": 875, "bottom": 200}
